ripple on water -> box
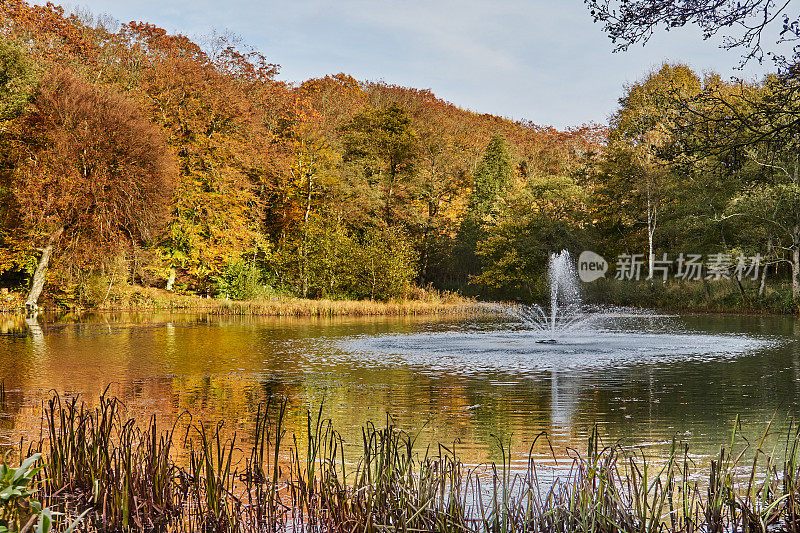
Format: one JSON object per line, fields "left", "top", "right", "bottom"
{"left": 339, "top": 329, "right": 778, "bottom": 376}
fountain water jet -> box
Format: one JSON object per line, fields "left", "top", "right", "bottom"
{"left": 509, "top": 250, "right": 595, "bottom": 340}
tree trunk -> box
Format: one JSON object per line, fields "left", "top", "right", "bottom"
{"left": 793, "top": 161, "right": 800, "bottom": 302}
{"left": 421, "top": 196, "right": 439, "bottom": 285}
{"left": 646, "top": 186, "right": 656, "bottom": 279}
{"left": 166, "top": 268, "right": 176, "bottom": 291}
{"left": 793, "top": 235, "right": 800, "bottom": 301}
{"left": 760, "top": 237, "right": 772, "bottom": 297}
{"left": 25, "top": 226, "right": 64, "bottom": 315}
{"left": 301, "top": 172, "right": 315, "bottom": 298}
{"left": 735, "top": 276, "right": 746, "bottom": 304}
{"left": 370, "top": 257, "right": 376, "bottom": 300}
{"left": 385, "top": 165, "right": 396, "bottom": 226}
{"left": 385, "top": 183, "right": 394, "bottom": 226}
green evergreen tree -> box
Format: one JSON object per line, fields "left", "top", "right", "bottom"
{"left": 453, "top": 135, "right": 513, "bottom": 287}
{"left": 470, "top": 135, "right": 512, "bottom": 216}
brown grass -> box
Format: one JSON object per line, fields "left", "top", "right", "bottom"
{"left": 0, "top": 285, "right": 491, "bottom": 317}
{"left": 104, "top": 286, "right": 488, "bottom": 316}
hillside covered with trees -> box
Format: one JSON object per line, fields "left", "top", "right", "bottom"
{"left": 1, "top": 1, "right": 798, "bottom": 310}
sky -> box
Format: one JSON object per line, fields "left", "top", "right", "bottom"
{"left": 44, "top": 0, "right": 775, "bottom": 129}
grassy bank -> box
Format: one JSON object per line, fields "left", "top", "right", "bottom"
{"left": 4, "top": 391, "right": 800, "bottom": 532}
{"left": 0, "top": 285, "right": 490, "bottom": 317}
{"left": 583, "top": 278, "right": 800, "bottom": 315}
{"left": 4, "top": 278, "right": 799, "bottom": 317}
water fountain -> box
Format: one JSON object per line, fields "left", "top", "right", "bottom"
{"left": 508, "top": 250, "right": 595, "bottom": 341}
{"left": 341, "top": 249, "right": 775, "bottom": 376}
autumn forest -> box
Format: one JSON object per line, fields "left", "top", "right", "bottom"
{"left": 8, "top": 3, "right": 800, "bottom": 532}
{"left": 1, "top": 0, "right": 799, "bottom": 312}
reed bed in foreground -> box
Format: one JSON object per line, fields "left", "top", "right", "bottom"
{"left": 6, "top": 392, "right": 800, "bottom": 532}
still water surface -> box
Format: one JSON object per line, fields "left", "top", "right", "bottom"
{"left": 1, "top": 312, "right": 799, "bottom": 468}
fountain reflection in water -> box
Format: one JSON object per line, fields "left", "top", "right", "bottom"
{"left": 508, "top": 250, "right": 595, "bottom": 339}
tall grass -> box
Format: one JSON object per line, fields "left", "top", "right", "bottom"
{"left": 95, "top": 286, "right": 489, "bottom": 317}
{"left": 31, "top": 392, "right": 182, "bottom": 530}
{"left": 18, "top": 392, "right": 800, "bottom": 532}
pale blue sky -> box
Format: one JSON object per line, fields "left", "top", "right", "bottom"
{"left": 45, "top": 0, "right": 772, "bottom": 128}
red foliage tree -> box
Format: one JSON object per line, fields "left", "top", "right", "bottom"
{"left": 13, "top": 69, "right": 175, "bottom": 311}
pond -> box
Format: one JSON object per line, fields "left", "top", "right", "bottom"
{"left": 1, "top": 311, "right": 799, "bottom": 469}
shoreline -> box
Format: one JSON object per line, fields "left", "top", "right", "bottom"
{"left": 2, "top": 283, "right": 797, "bottom": 318}
{"left": 0, "top": 286, "right": 493, "bottom": 317}
{"left": 582, "top": 278, "right": 800, "bottom": 317}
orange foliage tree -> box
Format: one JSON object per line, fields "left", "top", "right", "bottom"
{"left": 11, "top": 70, "right": 174, "bottom": 310}
{"left": 0, "top": 1, "right": 606, "bottom": 302}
